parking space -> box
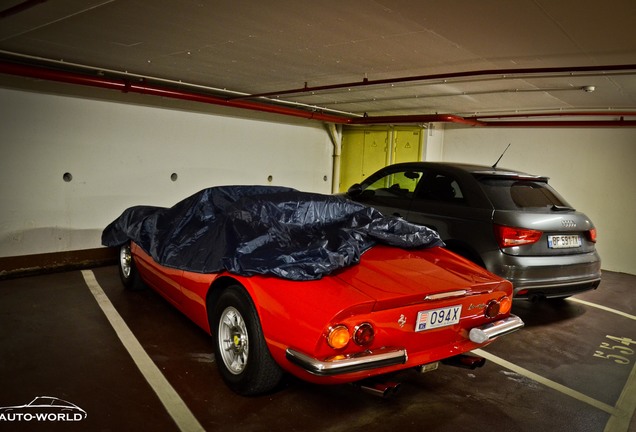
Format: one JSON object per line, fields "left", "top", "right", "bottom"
{"left": 1, "top": 268, "right": 634, "bottom": 432}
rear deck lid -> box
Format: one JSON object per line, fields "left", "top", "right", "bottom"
{"left": 335, "top": 245, "right": 509, "bottom": 311}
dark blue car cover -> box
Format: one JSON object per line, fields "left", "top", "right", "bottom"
{"left": 102, "top": 186, "right": 444, "bottom": 280}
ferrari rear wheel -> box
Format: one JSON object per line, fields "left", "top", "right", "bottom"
{"left": 212, "top": 285, "right": 283, "bottom": 396}
{"left": 118, "top": 243, "right": 145, "bottom": 291}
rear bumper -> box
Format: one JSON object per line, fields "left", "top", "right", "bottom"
{"left": 285, "top": 347, "right": 407, "bottom": 377}
{"left": 513, "top": 277, "right": 601, "bottom": 299}
{"left": 484, "top": 251, "right": 602, "bottom": 299}
{"left": 285, "top": 315, "right": 524, "bottom": 376}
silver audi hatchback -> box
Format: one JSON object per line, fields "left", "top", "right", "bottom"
{"left": 345, "top": 162, "right": 601, "bottom": 301}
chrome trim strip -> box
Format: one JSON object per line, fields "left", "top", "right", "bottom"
{"left": 424, "top": 290, "right": 467, "bottom": 300}
{"left": 285, "top": 347, "right": 407, "bottom": 376}
{"left": 468, "top": 315, "right": 524, "bottom": 344}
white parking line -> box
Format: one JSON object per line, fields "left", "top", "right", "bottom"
{"left": 472, "top": 348, "right": 617, "bottom": 415}
{"left": 569, "top": 298, "right": 636, "bottom": 321}
{"left": 81, "top": 270, "right": 205, "bottom": 432}
{"left": 476, "top": 296, "right": 636, "bottom": 432}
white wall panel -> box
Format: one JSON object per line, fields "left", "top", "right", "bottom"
{"left": 441, "top": 126, "right": 636, "bottom": 275}
{"left": 0, "top": 87, "right": 333, "bottom": 258}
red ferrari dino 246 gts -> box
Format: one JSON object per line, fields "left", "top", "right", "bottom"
{"left": 105, "top": 186, "right": 523, "bottom": 396}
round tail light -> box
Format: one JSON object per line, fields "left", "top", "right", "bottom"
{"left": 353, "top": 323, "right": 375, "bottom": 346}
{"left": 327, "top": 325, "right": 350, "bottom": 349}
{"left": 485, "top": 300, "right": 501, "bottom": 318}
{"left": 499, "top": 296, "right": 512, "bottom": 314}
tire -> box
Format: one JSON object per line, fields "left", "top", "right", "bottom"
{"left": 118, "top": 243, "right": 145, "bottom": 291}
{"left": 212, "top": 285, "right": 283, "bottom": 396}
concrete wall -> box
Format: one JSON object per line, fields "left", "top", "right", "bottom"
{"left": 437, "top": 126, "right": 636, "bottom": 275}
{"left": 0, "top": 86, "right": 333, "bottom": 258}
{"left": 2, "top": 82, "right": 634, "bottom": 276}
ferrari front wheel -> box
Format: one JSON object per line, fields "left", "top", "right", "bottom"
{"left": 212, "top": 285, "right": 283, "bottom": 396}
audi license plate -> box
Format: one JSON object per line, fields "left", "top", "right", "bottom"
{"left": 415, "top": 305, "right": 462, "bottom": 332}
{"left": 548, "top": 235, "right": 582, "bottom": 249}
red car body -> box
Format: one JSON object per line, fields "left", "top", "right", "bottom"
{"left": 128, "top": 240, "right": 523, "bottom": 391}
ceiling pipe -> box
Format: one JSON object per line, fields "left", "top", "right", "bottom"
{"left": 469, "top": 119, "right": 636, "bottom": 127}
{"left": 348, "top": 112, "right": 636, "bottom": 127}
{"left": 233, "top": 64, "right": 636, "bottom": 100}
{"left": 1, "top": 60, "right": 635, "bottom": 127}
{"left": 467, "top": 111, "right": 636, "bottom": 127}
{"left": 474, "top": 111, "right": 636, "bottom": 120}
{"left": 0, "top": 0, "right": 47, "bottom": 19}
{"left": 349, "top": 114, "right": 485, "bottom": 126}
{"left": 0, "top": 61, "right": 349, "bottom": 124}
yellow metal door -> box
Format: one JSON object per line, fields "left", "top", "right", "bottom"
{"left": 393, "top": 127, "right": 422, "bottom": 163}
{"left": 339, "top": 129, "right": 365, "bottom": 191}
{"left": 340, "top": 129, "right": 390, "bottom": 191}
{"left": 362, "top": 129, "right": 390, "bottom": 179}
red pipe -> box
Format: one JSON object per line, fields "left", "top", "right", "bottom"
{"left": 0, "top": 61, "right": 350, "bottom": 124}
{"left": 235, "top": 64, "right": 636, "bottom": 100}
{"left": 472, "top": 120, "right": 636, "bottom": 127}
{"left": 348, "top": 113, "right": 636, "bottom": 127}
{"left": 349, "top": 114, "right": 484, "bottom": 126}
{"left": 0, "top": 0, "right": 47, "bottom": 18}
{"left": 475, "top": 112, "right": 636, "bottom": 120}
{"left": 468, "top": 111, "right": 636, "bottom": 127}
{"left": 127, "top": 83, "right": 349, "bottom": 123}
{"left": 1, "top": 61, "right": 635, "bottom": 127}
{"left": 0, "top": 62, "right": 128, "bottom": 90}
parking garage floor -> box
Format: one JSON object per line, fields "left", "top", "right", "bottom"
{"left": 0, "top": 267, "right": 634, "bottom": 432}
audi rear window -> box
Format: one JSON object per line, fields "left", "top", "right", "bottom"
{"left": 478, "top": 178, "right": 571, "bottom": 210}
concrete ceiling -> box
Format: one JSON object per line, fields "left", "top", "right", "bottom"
{"left": 1, "top": 0, "right": 636, "bottom": 125}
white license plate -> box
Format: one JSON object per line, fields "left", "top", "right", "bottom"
{"left": 548, "top": 235, "right": 582, "bottom": 249}
{"left": 415, "top": 305, "right": 462, "bottom": 332}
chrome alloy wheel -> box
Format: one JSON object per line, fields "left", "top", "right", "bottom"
{"left": 120, "top": 244, "right": 132, "bottom": 279}
{"left": 218, "top": 306, "right": 249, "bottom": 375}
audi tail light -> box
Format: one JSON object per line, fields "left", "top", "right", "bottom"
{"left": 586, "top": 228, "right": 597, "bottom": 243}
{"left": 494, "top": 224, "right": 542, "bottom": 248}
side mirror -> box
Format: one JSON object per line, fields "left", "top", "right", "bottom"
{"left": 347, "top": 183, "right": 363, "bottom": 197}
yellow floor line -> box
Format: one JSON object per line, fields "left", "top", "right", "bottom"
{"left": 604, "top": 361, "right": 636, "bottom": 432}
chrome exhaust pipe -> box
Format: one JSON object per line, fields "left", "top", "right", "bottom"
{"left": 356, "top": 380, "right": 402, "bottom": 398}
{"left": 442, "top": 354, "right": 486, "bottom": 370}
